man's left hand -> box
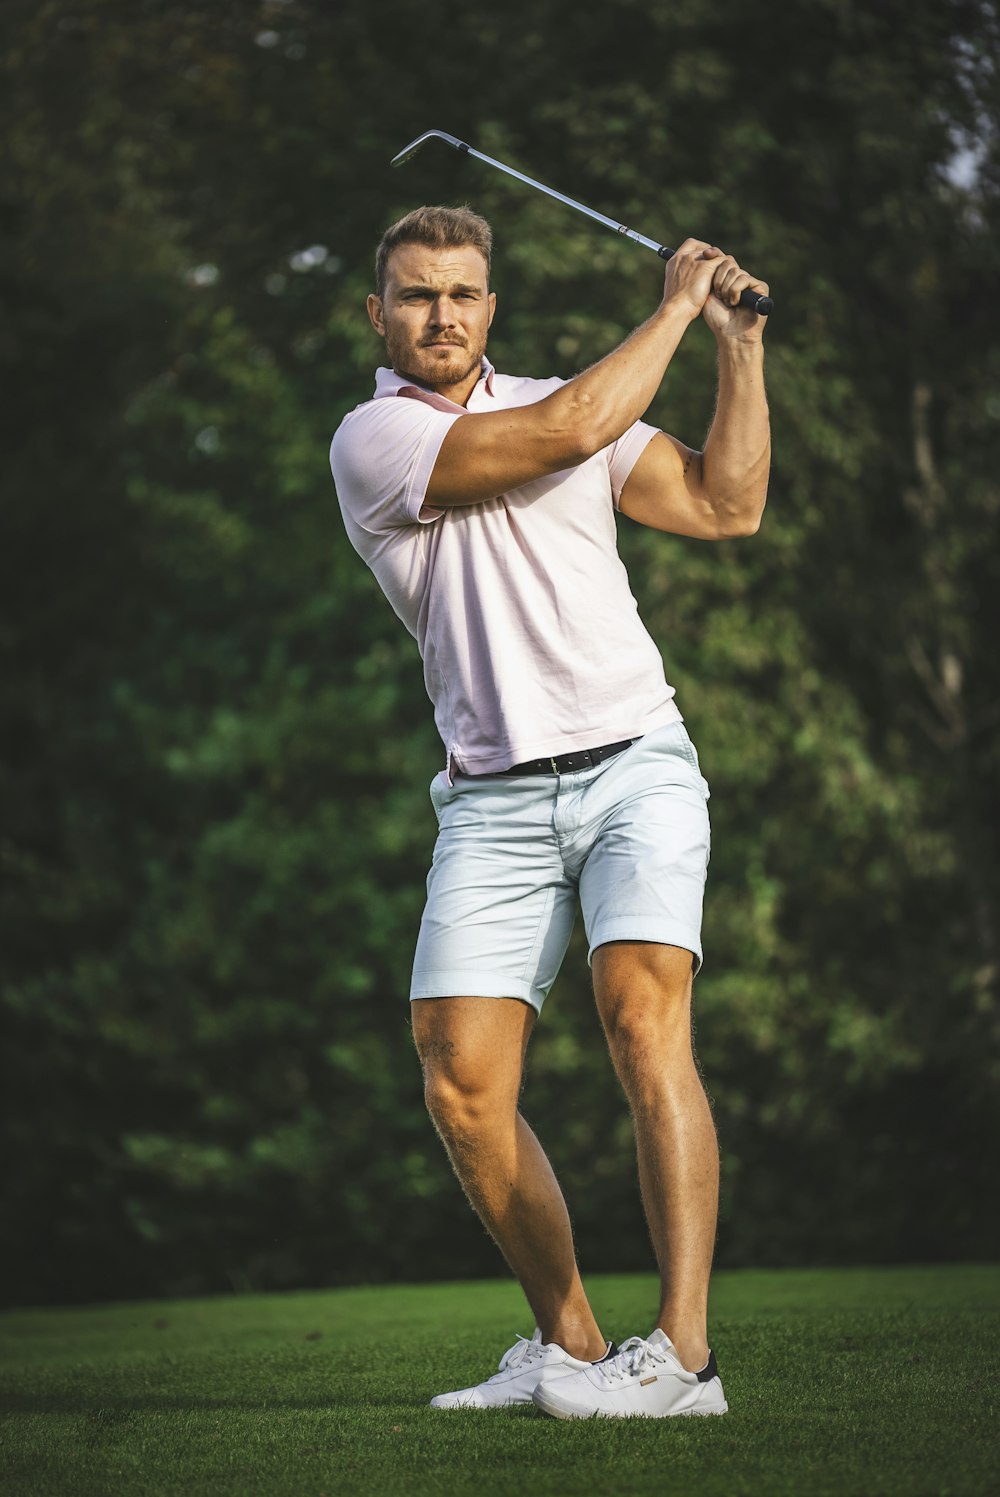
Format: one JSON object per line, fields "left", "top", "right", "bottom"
{"left": 700, "top": 255, "right": 769, "bottom": 342}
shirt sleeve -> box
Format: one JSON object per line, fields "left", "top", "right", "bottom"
{"left": 606, "top": 419, "right": 660, "bottom": 509}
{"left": 330, "top": 396, "right": 464, "bottom": 534}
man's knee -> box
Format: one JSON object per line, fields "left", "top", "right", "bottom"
{"left": 415, "top": 1034, "right": 519, "bottom": 1149}
{"left": 423, "top": 1065, "right": 485, "bottom": 1132}
{"left": 412, "top": 996, "right": 530, "bottom": 1144}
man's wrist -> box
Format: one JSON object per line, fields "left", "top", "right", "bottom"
{"left": 714, "top": 330, "right": 766, "bottom": 359}
{"left": 655, "top": 293, "right": 702, "bottom": 330}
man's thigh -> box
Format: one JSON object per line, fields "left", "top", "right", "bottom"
{"left": 592, "top": 940, "right": 695, "bottom": 1036}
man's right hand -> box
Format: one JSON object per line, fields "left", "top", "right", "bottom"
{"left": 661, "top": 239, "right": 726, "bottom": 321}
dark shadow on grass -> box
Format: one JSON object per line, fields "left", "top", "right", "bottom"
{"left": 0, "top": 1393, "right": 412, "bottom": 1414}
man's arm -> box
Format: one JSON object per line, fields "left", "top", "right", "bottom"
{"left": 425, "top": 240, "right": 738, "bottom": 507}
{"left": 618, "top": 266, "right": 770, "bottom": 541}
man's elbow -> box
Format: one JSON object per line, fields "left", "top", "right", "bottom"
{"left": 539, "top": 389, "right": 608, "bottom": 468}
{"left": 730, "top": 508, "right": 765, "bottom": 538}
{"left": 702, "top": 454, "right": 770, "bottom": 539}
{"left": 713, "top": 496, "right": 766, "bottom": 539}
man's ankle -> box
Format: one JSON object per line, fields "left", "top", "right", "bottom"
{"left": 545, "top": 1325, "right": 608, "bottom": 1362}
{"left": 658, "top": 1326, "right": 710, "bottom": 1373}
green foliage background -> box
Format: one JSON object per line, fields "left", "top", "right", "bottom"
{"left": 2, "top": 0, "right": 998, "bottom": 1306}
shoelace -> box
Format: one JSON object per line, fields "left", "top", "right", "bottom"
{"left": 599, "top": 1335, "right": 668, "bottom": 1383}
{"left": 489, "top": 1333, "right": 546, "bottom": 1380}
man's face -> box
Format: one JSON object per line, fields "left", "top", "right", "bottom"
{"left": 367, "top": 242, "right": 496, "bottom": 401}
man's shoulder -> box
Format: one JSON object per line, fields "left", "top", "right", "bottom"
{"left": 332, "top": 392, "right": 406, "bottom": 434}
{"left": 330, "top": 385, "right": 465, "bottom": 525}
{"left": 331, "top": 389, "right": 446, "bottom": 459}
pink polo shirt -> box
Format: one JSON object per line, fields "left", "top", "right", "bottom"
{"left": 330, "top": 359, "right": 682, "bottom": 775}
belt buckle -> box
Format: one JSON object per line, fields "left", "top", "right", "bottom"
{"left": 549, "top": 756, "right": 559, "bottom": 774}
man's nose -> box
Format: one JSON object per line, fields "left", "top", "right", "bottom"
{"left": 429, "top": 298, "right": 456, "bottom": 326}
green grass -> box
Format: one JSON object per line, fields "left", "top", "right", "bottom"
{"left": 1, "top": 1266, "right": 998, "bottom": 1496}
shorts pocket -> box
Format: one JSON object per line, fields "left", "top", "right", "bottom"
{"left": 429, "top": 772, "right": 450, "bottom": 824}
{"left": 675, "top": 726, "right": 700, "bottom": 771}
{"left": 674, "top": 727, "right": 711, "bottom": 800}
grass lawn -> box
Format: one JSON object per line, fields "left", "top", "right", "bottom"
{"left": 1, "top": 1264, "right": 997, "bottom": 1496}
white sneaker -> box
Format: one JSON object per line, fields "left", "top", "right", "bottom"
{"left": 430, "top": 1328, "right": 607, "bottom": 1409}
{"left": 532, "top": 1328, "right": 728, "bottom": 1420}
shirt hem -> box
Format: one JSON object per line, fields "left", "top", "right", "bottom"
{"left": 451, "top": 700, "right": 683, "bottom": 775}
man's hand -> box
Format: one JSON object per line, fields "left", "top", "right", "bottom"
{"left": 701, "top": 255, "right": 769, "bottom": 342}
{"left": 661, "top": 238, "right": 727, "bottom": 321}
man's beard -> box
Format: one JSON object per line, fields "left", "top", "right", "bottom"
{"left": 384, "top": 322, "right": 485, "bottom": 390}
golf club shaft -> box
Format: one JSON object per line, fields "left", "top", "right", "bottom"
{"left": 391, "top": 130, "right": 773, "bottom": 317}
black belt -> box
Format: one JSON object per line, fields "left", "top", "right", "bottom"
{"left": 499, "top": 738, "right": 639, "bottom": 777}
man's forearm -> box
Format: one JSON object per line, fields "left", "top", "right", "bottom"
{"left": 699, "top": 340, "right": 770, "bottom": 535}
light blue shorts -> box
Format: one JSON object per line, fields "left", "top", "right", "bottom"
{"left": 409, "top": 722, "right": 711, "bottom": 1013}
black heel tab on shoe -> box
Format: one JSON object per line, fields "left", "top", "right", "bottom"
{"left": 696, "top": 1349, "right": 718, "bottom": 1383}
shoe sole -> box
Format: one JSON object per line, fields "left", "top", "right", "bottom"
{"left": 430, "top": 1395, "right": 534, "bottom": 1409}
{"left": 534, "top": 1387, "right": 728, "bottom": 1421}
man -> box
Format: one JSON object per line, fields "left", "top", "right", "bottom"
{"left": 330, "top": 204, "right": 769, "bottom": 1419}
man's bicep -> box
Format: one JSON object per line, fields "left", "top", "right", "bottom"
{"left": 426, "top": 404, "right": 584, "bottom": 507}
{"left": 617, "top": 431, "right": 720, "bottom": 539}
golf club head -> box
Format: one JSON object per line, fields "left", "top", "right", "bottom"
{"left": 390, "top": 130, "right": 468, "bottom": 168}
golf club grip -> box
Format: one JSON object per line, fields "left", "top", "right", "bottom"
{"left": 738, "top": 288, "right": 773, "bottom": 316}
{"left": 656, "top": 245, "right": 772, "bottom": 316}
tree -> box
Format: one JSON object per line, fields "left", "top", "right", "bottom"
{"left": 2, "top": 0, "right": 997, "bottom": 1303}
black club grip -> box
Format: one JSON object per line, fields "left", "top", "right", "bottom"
{"left": 739, "top": 287, "right": 773, "bottom": 316}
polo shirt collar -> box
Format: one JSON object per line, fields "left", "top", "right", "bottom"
{"left": 373, "top": 357, "right": 496, "bottom": 411}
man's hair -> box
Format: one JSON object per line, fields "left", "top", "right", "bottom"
{"left": 374, "top": 205, "right": 493, "bottom": 297}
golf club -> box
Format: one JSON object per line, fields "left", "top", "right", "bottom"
{"left": 391, "top": 129, "right": 773, "bottom": 318}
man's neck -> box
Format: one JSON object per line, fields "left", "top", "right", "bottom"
{"left": 395, "top": 363, "right": 484, "bottom": 408}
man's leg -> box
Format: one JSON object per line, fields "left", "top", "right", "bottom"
{"left": 592, "top": 940, "right": 718, "bottom": 1373}
{"left": 412, "top": 994, "right": 607, "bottom": 1361}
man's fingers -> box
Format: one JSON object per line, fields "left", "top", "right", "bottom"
{"left": 712, "top": 257, "right": 767, "bottom": 306}
{"left": 671, "top": 238, "right": 724, "bottom": 264}
{"left": 711, "top": 257, "right": 742, "bottom": 303}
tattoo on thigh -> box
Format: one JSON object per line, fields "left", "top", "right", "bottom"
{"left": 419, "top": 1039, "right": 458, "bottom": 1061}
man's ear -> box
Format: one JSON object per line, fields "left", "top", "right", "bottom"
{"left": 488, "top": 291, "right": 497, "bottom": 328}
{"left": 367, "top": 293, "right": 386, "bottom": 336}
